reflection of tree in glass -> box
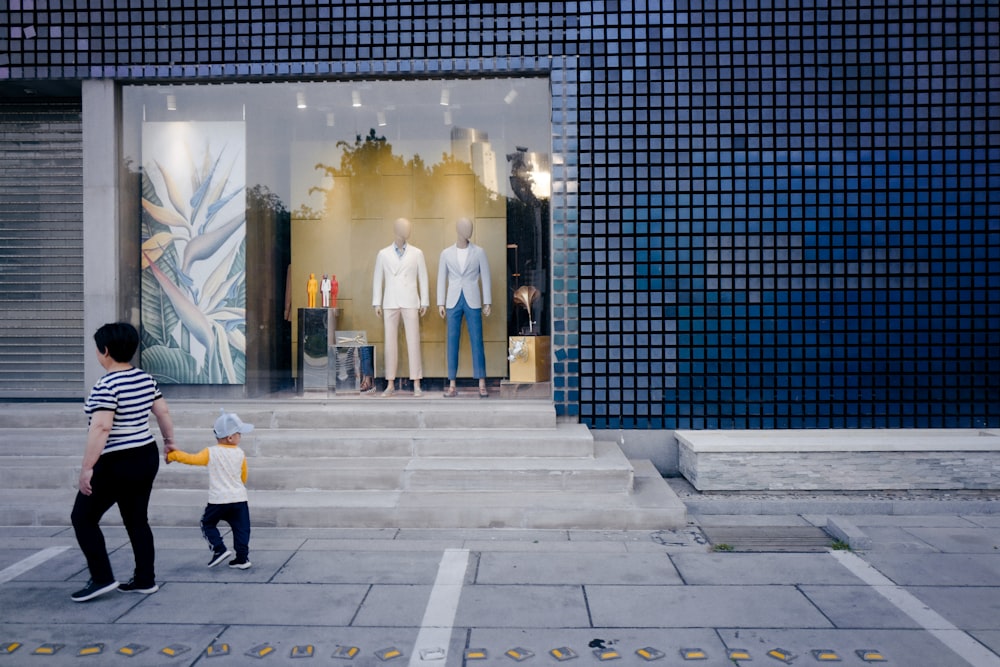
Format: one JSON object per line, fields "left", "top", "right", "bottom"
{"left": 305, "top": 128, "right": 491, "bottom": 220}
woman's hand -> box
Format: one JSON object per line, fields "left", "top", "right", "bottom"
{"left": 79, "top": 467, "right": 94, "bottom": 495}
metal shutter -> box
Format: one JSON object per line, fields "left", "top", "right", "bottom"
{"left": 0, "top": 100, "right": 84, "bottom": 398}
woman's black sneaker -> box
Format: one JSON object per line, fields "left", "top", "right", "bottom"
{"left": 208, "top": 548, "right": 232, "bottom": 568}
{"left": 71, "top": 579, "right": 119, "bottom": 602}
{"left": 228, "top": 557, "right": 252, "bottom": 569}
{"left": 117, "top": 578, "right": 159, "bottom": 594}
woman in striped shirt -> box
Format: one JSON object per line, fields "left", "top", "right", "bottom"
{"left": 70, "top": 322, "right": 176, "bottom": 603}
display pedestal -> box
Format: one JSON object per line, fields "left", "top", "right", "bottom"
{"left": 297, "top": 308, "right": 339, "bottom": 394}
{"left": 508, "top": 335, "right": 550, "bottom": 383}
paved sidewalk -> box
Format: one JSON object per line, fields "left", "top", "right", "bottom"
{"left": 1, "top": 517, "right": 999, "bottom": 666}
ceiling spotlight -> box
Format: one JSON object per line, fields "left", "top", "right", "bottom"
{"left": 296, "top": 92, "right": 307, "bottom": 109}
{"left": 443, "top": 109, "right": 452, "bottom": 126}
{"left": 166, "top": 94, "right": 177, "bottom": 111}
{"left": 326, "top": 112, "right": 335, "bottom": 127}
{"left": 440, "top": 89, "right": 450, "bottom": 106}
{"left": 504, "top": 89, "right": 518, "bottom": 105}
{"left": 352, "top": 90, "right": 362, "bottom": 107}
{"left": 377, "top": 111, "right": 387, "bottom": 127}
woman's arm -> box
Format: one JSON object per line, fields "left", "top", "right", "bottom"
{"left": 79, "top": 410, "right": 113, "bottom": 495}
{"left": 150, "top": 397, "right": 176, "bottom": 461}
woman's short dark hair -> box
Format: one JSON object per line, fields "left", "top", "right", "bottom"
{"left": 93, "top": 322, "right": 140, "bottom": 363}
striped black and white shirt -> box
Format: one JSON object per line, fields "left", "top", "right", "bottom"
{"left": 84, "top": 367, "right": 162, "bottom": 455}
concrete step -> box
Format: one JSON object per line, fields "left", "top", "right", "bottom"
{"left": 0, "top": 399, "right": 558, "bottom": 430}
{"left": 0, "top": 460, "right": 685, "bottom": 529}
{"left": 0, "top": 423, "right": 595, "bottom": 459}
{"left": 2, "top": 441, "right": 626, "bottom": 494}
{"left": 403, "top": 441, "right": 633, "bottom": 492}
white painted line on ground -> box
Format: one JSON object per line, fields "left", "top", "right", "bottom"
{"left": 409, "top": 548, "right": 470, "bottom": 666}
{"left": 0, "top": 546, "right": 70, "bottom": 585}
{"left": 831, "top": 550, "right": 1000, "bottom": 667}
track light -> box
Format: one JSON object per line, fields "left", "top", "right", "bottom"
{"left": 326, "top": 112, "right": 335, "bottom": 127}
{"left": 296, "top": 92, "right": 307, "bottom": 109}
{"left": 440, "top": 89, "right": 450, "bottom": 106}
{"left": 504, "top": 89, "right": 518, "bottom": 105}
{"left": 166, "top": 94, "right": 177, "bottom": 111}
{"left": 352, "top": 90, "right": 362, "bottom": 107}
{"left": 377, "top": 111, "right": 387, "bottom": 127}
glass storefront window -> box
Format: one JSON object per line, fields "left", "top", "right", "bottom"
{"left": 121, "top": 78, "right": 551, "bottom": 397}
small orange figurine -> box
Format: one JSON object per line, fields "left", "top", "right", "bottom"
{"left": 330, "top": 275, "right": 339, "bottom": 308}
{"left": 307, "top": 273, "right": 318, "bottom": 308}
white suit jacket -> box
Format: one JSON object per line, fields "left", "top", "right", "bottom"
{"left": 372, "top": 244, "right": 429, "bottom": 309}
{"left": 436, "top": 242, "right": 491, "bottom": 309}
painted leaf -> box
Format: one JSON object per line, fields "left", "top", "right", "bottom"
{"left": 141, "top": 344, "right": 197, "bottom": 385}
{"left": 153, "top": 159, "right": 191, "bottom": 221}
{"left": 142, "top": 199, "right": 192, "bottom": 231}
{"left": 140, "top": 232, "right": 175, "bottom": 269}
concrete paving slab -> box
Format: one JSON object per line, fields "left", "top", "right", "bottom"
{"left": 253, "top": 526, "right": 400, "bottom": 539}
{"left": 854, "top": 525, "right": 940, "bottom": 552}
{"left": 566, "top": 529, "right": 663, "bottom": 541}
{"left": 845, "top": 514, "right": 983, "bottom": 527}
{"left": 798, "top": 585, "right": 923, "bottom": 629}
{"left": 901, "top": 526, "right": 1000, "bottom": 553}
{"left": 0, "top": 581, "right": 147, "bottom": 623}
{"left": 586, "top": 584, "right": 834, "bottom": 628}
{"left": 906, "top": 586, "right": 1000, "bottom": 630}
{"left": 0, "top": 526, "right": 69, "bottom": 538}
{"left": 671, "top": 552, "right": 865, "bottom": 585}
{"left": 716, "top": 627, "right": 984, "bottom": 666}
{"left": 455, "top": 584, "right": 591, "bottom": 628}
{"left": 0, "top": 622, "right": 225, "bottom": 667}
{"left": 351, "top": 584, "right": 432, "bottom": 626}
{"left": 863, "top": 552, "right": 1000, "bottom": 586}
{"left": 8, "top": 548, "right": 87, "bottom": 583}
{"left": 133, "top": 548, "right": 296, "bottom": 583}
{"left": 966, "top": 515, "right": 1000, "bottom": 528}
{"left": 395, "top": 528, "right": 569, "bottom": 542}
{"left": 464, "top": 539, "right": 628, "bottom": 553}
{"left": 297, "top": 538, "right": 462, "bottom": 552}
{"left": 972, "top": 630, "right": 1000, "bottom": 656}
{"left": 272, "top": 550, "right": 446, "bottom": 584}
{"left": 117, "top": 581, "right": 368, "bottom": 625}
{"left": 476, "top": 551, "right": 682, "bottom": 585}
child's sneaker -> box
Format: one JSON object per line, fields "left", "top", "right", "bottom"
{"left": 117, "top": 578, "right": 159, "bottom": 594}
{"left": 228, "top": 557, "right": 252, "bottom": 569}
{"left": 208, "top": 547, "right": 232, "bottom": 568}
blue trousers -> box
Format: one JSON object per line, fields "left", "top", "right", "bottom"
{"left": 446, "top": 293, "right": 486, "bottom": 380}
{"left": 201, "top": 501, "right": 251, "bottom": 560}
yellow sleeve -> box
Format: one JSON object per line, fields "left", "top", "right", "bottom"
{"left": 167, "top": 448, "right": 211, "bottom": 466}
{"left": 241, "top": 457, "right": 248, "bottom": 484}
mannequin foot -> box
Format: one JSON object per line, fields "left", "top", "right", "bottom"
{"left": 360, "top": 377, "right": 375, "bottom": 394}
{"left": 479, "top": 382, "right": 488, "bottom": 398}
{"left": 382, "top": 382, "right": 395, "bottom": 397}
{"left": 443, "top": 385, "right": 458, "bottom": 398}
{"left": 413, "top": 381, "right": 423, "bottom": 398}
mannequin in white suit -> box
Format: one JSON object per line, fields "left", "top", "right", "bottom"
{"left": 373, "top": 218, "right": 429, "bottom": 397}
{"left": 437, "top": 218, "right": 491, "bottom": 398}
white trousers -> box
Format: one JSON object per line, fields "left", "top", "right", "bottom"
{"left": 383, "top": 308, "right": 422, "bottom": 380}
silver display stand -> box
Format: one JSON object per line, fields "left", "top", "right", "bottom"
{"left": 296, "top": 307, "right": 339, "bottom": 394}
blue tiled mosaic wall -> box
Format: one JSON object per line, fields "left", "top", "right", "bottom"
{"left": 1, "top": 1, "right": 997, "bottom": 428}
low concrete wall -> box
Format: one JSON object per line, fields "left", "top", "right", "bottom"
{"left": 676, "top": 429, "right": 1000, "bottom": 491}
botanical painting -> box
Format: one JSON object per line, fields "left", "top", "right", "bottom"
{"left": 140, "top": 121, "right": 247, "bottom": 384}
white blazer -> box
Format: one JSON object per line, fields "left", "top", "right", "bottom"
{"left": 436, "top": 242, "right": 491, "bottom": 309}
{"left": 372, "top": 244, "right": 429, "bottom": 309}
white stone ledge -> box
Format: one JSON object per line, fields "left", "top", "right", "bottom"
{"left": 675, "top": 429, "right": 999, "bottom": 453}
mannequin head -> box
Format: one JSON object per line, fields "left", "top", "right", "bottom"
{"left": 456, "top": 217, "right": 473, "bottom": 245}
{"left": 393, "top": 217, "right": 412, "bottom": 243}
